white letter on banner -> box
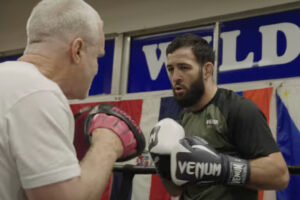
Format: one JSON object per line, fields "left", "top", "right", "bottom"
{"left": 219, "top": 30, "right": 254, "bottom": 71}
{"left": 142, "top": 42, "right": 170, "bottom": 80}
{"left": 203, "top": 36, "right": 212, "bottom": 44}
{"left": 258, "top": 22, "right": 300, "bottom": 67}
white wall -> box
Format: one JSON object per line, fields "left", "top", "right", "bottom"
{"left": 0, "top": 0, "right": 299, "bottom": 54}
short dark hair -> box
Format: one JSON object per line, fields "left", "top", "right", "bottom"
{"left": 166, "top": 33, "right": 215, "bottom": 66}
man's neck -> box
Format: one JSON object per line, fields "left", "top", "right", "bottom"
{"left": 189, "top": 83, "right": 218, "bottom": 112}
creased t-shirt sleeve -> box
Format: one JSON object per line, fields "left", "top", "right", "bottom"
{"left": 7, "top": 90, "right": 80, "bottom": 189}
{"left": 232, "top": 99, "right": 279, "bottom": 159}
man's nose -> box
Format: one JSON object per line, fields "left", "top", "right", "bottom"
{"left": 171, "top": 68, "right": 182, "bottom": 83}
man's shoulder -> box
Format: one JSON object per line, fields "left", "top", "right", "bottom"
{"left": 1, "top": 61, "right": 61, "bottom": 94}
{"left": 216, "top": 88, "right": 242, "bottom": 101}
{"left": 216, "top": 88, "right": 262, "bottom": 121}
{"left": 0, "top": 61, "right": 65, "bottom": 114}
{"left": 213, "top": 88, "right": 244, "bottom": 110}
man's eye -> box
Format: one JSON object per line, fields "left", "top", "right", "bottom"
{"left": 179, "top": 65, "right": 188, "bottom": 70}
{"left": 167, "top": 67, "right": 174, "bottom": 72}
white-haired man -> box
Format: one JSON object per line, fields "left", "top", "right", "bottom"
{"left": 0, "top": 0, "right": 145, "bottom": 200}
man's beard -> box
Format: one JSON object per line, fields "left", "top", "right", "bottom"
{"left": 173, "top": 73, "right": 205, "bottom": 108}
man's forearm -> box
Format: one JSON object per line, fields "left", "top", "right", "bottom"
{"left": 246, "top": 152, "right": 289, "bottom": 190}
{"left": 26, "top": 129, "right": 122, "bottom": 200}
{"left": 77, "top": 128, "right": 122, "bottom": 199}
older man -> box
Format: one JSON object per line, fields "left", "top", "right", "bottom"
{"left": 0, "top": 0, "right": 144, "bottom": 200}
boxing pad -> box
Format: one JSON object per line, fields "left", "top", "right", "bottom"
{"left": 171, "top": 136, "right": 250, "bottom": 186}
{"left": 84, "top": 104, "right": 145, "bottom": 162}
{"left": 148, "top": 118, "right": 185, "bottom": 180}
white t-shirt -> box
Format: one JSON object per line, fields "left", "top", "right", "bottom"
{"left": 0, "top": 61, "right": 81, "bottom": 200}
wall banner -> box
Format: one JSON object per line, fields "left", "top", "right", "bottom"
{"left": 218, "top": 9, "right": 300, "bottom": 84}
{"left": 89, "top": 39, "right": 114, "bottom": 96}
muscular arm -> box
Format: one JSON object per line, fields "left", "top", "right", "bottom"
{"left": 26, "top": 128, "right": 123, "bottom": 200}
{"left": 247, "top": 152, "right": 289, "bottom": 190}
{"left": 232, "top": 99, "right": 289, "bottom": 190}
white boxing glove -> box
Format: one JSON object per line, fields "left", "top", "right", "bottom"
{"left": 148, "top": 118, "right": 185, "bottom": 180}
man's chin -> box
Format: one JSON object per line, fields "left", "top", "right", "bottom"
{"left": 174, "top": 93, "right": 200, "bottom": 108}
{"left": 66, "top": 91, "right": 89, "bottom": 100}
{"left": 174, "top": 96, "right": 187, "bottom": 106}
{"left": 173, "top": 90, "right": 184, "bottom": 98}
{"left": 174, "top": 93, "right": 183, "bottom": 99}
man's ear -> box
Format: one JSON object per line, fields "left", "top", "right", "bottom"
{"left": 71, "top": 38, "right": 84, "bottom": 63}
{"left": 203, "top": 62, "right": 214, "bottom": 80}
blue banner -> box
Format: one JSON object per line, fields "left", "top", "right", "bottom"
{"left": 128, "top": 27, "right": 214, "bottom": 93}
{"left": 0, "top": 54, "right": 21, "bottom": 62}
{"left": 218, "top": 9, "right": 300, "bottom": 84}
{"left": 89, "top": 39, "right": 114, "bottom": 95}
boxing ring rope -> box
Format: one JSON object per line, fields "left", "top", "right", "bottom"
{"left": 112, "top": 164, "right": 300, "bottom": 199}
{"left": 113, "top": 164, "right": 157, "bottom": 174}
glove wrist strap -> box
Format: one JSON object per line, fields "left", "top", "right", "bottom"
{"left": 223, "top": 155, "right": 250, "bottom": 185}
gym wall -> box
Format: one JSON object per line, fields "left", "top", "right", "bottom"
{"left": 1, "top": 1, "right": 300, "bottom": 199}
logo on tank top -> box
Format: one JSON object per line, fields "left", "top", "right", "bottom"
{"left": 206, "top": 119, "right": 219, "bottom": 126}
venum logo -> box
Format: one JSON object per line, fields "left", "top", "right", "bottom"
{"left": 206, "top": 119, "right": 218, "bottom": 126}
{"left": 230, "top": 162, "right": 245, "bottom": 184}
{"left": 178, "top": 161, "right": 221, "bottom": 179}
